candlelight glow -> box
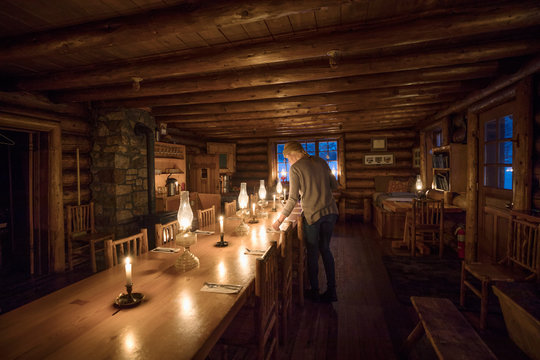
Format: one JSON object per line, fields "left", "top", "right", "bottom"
{"left": 276, "top": 180, "right": 283, "bottom": 194}
{"left": 258, "top": 179, "right": 266, "bottom": 200}
{"left": 238, "top": 182, "right": 249, "bottom": 209}
{"left": 123, "top": 331, "right": 137, "bottom": 353}
{"left": 177, "top": 191, "right": 193, "bottom": 231}
{"left": 416, "top": 175, "right": 423, "bottom": 191}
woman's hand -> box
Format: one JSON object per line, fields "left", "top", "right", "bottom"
{"left": 272, "top": 220, "right": 281, "bottom": 231}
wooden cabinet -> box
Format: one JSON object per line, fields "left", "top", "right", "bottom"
{"left": 207, "top": 142, "right": 236, "bottom": 174}
{"left": 154, "top": 142, "right": 186, "bottom": 212}
{"left": 431, "top": 144, "right": 466, "bottom": 193}
{"left": 189, "top": 154, "right": 220, "bottom": 194}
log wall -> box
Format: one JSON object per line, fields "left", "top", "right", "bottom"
{"left": 533, "top": 75, "right": 540, "bottom": 209}
{"left": 234, "top": 138, "right": 269, "bottom": 192}
{"left": 343, "top": 130, "right": 418, "bottom": 217}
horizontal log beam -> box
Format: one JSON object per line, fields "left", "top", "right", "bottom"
{"left": 54, "top": 61, "right": 498, "bottom": 102}
{"left": 1, "top": 0, "right": 349, "bottom": 63}
{"left": 16, "top": 1, "right": 540, "bottom": 91}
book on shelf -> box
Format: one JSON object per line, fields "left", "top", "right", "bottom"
{"left": 432, "top": 153, "right": 449, "bottom": 168}
{"left": 434, "top": 173, "right": 449, "bottom": 191}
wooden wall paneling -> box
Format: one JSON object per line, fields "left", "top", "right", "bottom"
{"left": 513, "top": 76, "right": 534, "bottom": 210}
{"left": 234, "top": 138, "right": 269, "bottom": 191}
{"left": 533, "top": 80, "right": 540, "bottom": 210}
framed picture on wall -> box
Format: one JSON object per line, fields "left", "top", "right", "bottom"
{"left": 371, "top": 137, "right": 387, "bottom": 151}
{"left": 364, "top": 153, "right": 394, "bottom": 165}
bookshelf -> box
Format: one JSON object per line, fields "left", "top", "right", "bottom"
{"left": 432, "top": 144, "right": 467, "bottom": 193}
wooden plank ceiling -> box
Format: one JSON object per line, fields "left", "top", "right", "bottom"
{"left": 0, "top": 0, "right": 539, "bottom": 139}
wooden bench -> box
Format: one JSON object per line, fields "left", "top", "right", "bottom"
{"left": 401, "top": 297, "right": 496, "bottom": 359}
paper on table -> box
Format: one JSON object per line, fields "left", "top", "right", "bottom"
{"left": 244, "top": 248, "right": 265, "bottom": 255}
{"left": 266, "top": 227, "right": 280, "bottom": 233}
{"left": 151, "top": 247, "right": 180, "bottom": 253}
{"left": 194, "top": 230, "right": 214, "bottom": 235}
{"left": 200, "top": 282, "right": 242, "bottom": 294}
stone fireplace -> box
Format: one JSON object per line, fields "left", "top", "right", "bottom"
{"left": 90, "top": 108, "right": 155, "bottom": 238}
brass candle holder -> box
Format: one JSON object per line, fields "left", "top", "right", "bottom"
{"left": 215, "top": 233, "right": 228, "bottom": 247}
{"left": 114, "top": 283, "right": 144, "bottom": 308}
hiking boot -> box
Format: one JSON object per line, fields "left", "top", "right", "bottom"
{"left": 320, "top": 289, "right": 337, "bottom": 303}
{"left": 304, "top": 289, "right": 320, "bottom": 302}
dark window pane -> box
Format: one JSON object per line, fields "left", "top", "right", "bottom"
{"left": 319, "top": 142, "right": 328, "bottom": 151}
{"left": 306, "top": 142, "right": 316, "bottom": 155}
{"left": 219, "top": 154, "right": 228, "bottom": 169}
{"left": 499, "top": 141, "right": 512, "bottom": 164}
{"left": 501, "top": 167, "right": 513, "bottom": 190}
{"left": 485, "top": 143, "right": 497, "bottom": 164}
{"left": 277, "top": 144, "right": 284, "bottom": 153}
{"left": 484, "top": 166, "right": 498, "bottom": 187}
{"left": 485, "top": 120, "right": 497, "bottom": 141}
{"left": 499, "top": 115, "right": 513, "bottom": 139}
{"left": 329, "top": 141, "right": 337, "bottom": 151}
{"left": 328, "top": 151, "right": 337, "bottom": 161}
{"left": 277, "top": 153, "right": 284, "bottom": 162}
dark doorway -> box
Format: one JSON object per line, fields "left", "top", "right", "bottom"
{"left": 0, "top": 129, "right": 49, "bottom": 282}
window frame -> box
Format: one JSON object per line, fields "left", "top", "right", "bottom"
{"left": 270, "top": 136, "right": 344, "bottom": 188}
{"left": 482, "top": 114, "right": 513, "bottom": 191}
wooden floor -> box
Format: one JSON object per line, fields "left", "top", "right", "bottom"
{"left": 1, "top": 221, "right": 526, "bottom": 359}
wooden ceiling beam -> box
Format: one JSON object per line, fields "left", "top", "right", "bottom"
{"left": 156, "top": 104, "right": 445, "bottom": 123}
{"left": 16, "top": 1, "right": 540, "bottom": 91}
{"left": 74, "top": 62, "right": 496, "bottom": 106}
{"left": 0, "top": 0, "right": 351, "bottom": 63}
{"left": 99, "top": 80, "right": 476, "bottom": 108}
{"left": 51, "top": 41, "right": 530, "bottom": 102}
{"left": 152, "top": 93, "right": 458, "bottom": 115}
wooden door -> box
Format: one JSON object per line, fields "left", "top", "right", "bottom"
{"left": 189, "top": 154, "right": 219, "bottom": 194}
{"left": 477, "top": 102, "right": 514, "bottom": 262}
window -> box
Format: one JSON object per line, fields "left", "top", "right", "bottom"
{"left": 483, "top": 115, "right": 513, "bottom": 190}
{"left": 276, "top": 140, "right": 338, "bottom": 182}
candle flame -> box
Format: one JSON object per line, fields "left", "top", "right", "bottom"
{"left": 125, "top": 257, "right": 131, "bottom": 265}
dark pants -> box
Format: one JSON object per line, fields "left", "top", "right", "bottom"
{"left": 303, "top": 213, "right": 338, "bottom": 292}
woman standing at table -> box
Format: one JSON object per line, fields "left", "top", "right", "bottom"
{"left": 272, "top": 141, "right": 339, "bottom": 302}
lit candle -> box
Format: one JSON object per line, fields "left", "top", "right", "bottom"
{"left": 219, "top": 215, "right": 224, "bottom": 234}
{"left": 283, "top": 189, "right": 287, "bottom": 200}
{"left": 273, "top": 194, "right": 276, "bottom": 207}
{"left": 125, "top": 257, "right": 132, "bottom": 285}
{"left": 252, "top": 202, "right": 256, "bottom": 216}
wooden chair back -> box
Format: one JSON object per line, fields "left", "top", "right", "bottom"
{"left": 410, "top": 199, "right": 444, "bottom": 257}
{"left": 508, "top": 217, "right": 540, "bottom": 277}
{"left": 255, "top": 241, "right": 279, "bottom": 359}
{"left": 224, "top": 200, "right": 237, "bottom": 217}
{"left": 66, "top": 202, "right": 96, "bottom": 236}
{"left": 197, "top": 205, "right": 216, "bottom": 228}
{"left": 105, "top": 229, "right": 148, "bottom": 268}
{"left": 155, "top": 220, "right": 179, "bottom": 247}
{"left": 278, "top": 221, "right": 295, "bottom": 343}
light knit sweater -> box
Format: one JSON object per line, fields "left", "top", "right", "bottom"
{"left": 281, "top": 155, "right": 338, "bottom": 224}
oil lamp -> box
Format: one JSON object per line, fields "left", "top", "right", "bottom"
{"left": 235, "top": 182, "right": 250, "bottom": 235}
{"left": 175, "top": 191, "right": 199, "bottom": 271}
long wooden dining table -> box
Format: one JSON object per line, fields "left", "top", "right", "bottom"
{"left": 0, "top": 203, "right": 300, "bottom": 360}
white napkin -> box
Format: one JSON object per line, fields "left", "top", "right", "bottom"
{"left": 244, "top": 248, "right": 265, "bottom": 255}
{"left": 195, "top": 230, "right": 214, "bottom": 235}
{"left": 200, "top": 282, "right": 242, "bottom": 294}
{"left": 151, "top": 247, "right": 180, "bottom": 253}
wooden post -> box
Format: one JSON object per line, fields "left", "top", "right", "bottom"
{"left": 513, "top": 77, "right": 533, "bottom": 210}
{"left": 363, "top": 198, "right": 372, "bottom": 223}
{"left": 76, "top": 148, "right": 80, "bottom": 206}
{"left": 465, "top": 111, "right": 479, "bottom": 262}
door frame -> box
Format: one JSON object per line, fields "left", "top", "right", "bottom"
{"left": 0, "top": 113, "right": 64, "bottom": 272}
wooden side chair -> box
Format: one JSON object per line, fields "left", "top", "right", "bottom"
{"left": 104, "top": 229, "right": 148, "bottom": 268}
{"left": 197, "top": 205, "right": 216, "bottom": 229}
{"left": 224, "top": 200, "right": 237, "bottom": 217}
{"left": 155, "top": 219, "right": 179, "bottom": 247}
{"left": 278, "top": 220, "right": 295, "bottom": 344}
{"left": 292, "top": 213, "right": 307, "bottom": 306}
{"left": 218, "top": 241, "right": 279, "bottom": 360}
{"left": 66, "top": 202, "right": 114, "bottom": 272}
{"left": 407, "top": 199, "right": 444, "bottom": 257}
{"left": 460, "top": 217, "right": 539, "bottom": 329}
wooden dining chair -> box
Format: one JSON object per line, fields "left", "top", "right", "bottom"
{"left": 407, "top": 199, "right": 444, "bottom": 257}
{"left": 218, "top": 241, "right": 279, "bottom": 360}
{"left": 224, "top": 200, "right": 237, "bottom": 217}
{"left": 197, "top": 205, "right": 216, "bottom": 228}
{"left": 104, "top": 229, "right": 148, "bottom": 268}
{"left": 278, "top": 220, "right": 295, "bottom": 344}
{"left": 66, "top": 202, "right": 114, "bottom": 272}
{"left": 460, "top": 217, "right": 539, "bottom": 329}
{"left": 155, "top": 219, "right": 179, "bottom": 247}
